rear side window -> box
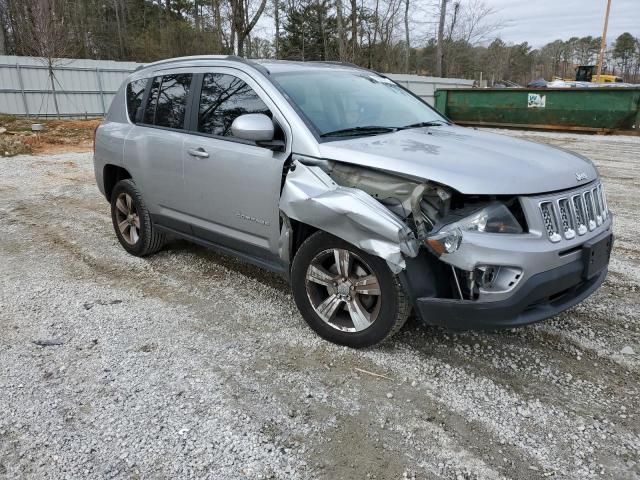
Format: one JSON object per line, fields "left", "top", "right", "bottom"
{"left": 198, "top": 73, "right": 270, "bottom": 137}
{"left": 141, "top": 74, "right": 192, "bottom": 129}
{"left": 155, "top": 74, "right": 192, "bottom": 129}
{"left": 126, "top": 79, "right": 148, "bottom": 123}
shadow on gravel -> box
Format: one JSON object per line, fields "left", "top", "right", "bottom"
{"left": 162, "top": 239, "right": 291, "bottom": 292}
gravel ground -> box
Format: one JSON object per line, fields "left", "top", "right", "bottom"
{"left": 1, "top": 130, "right": 639, "bottom": 480}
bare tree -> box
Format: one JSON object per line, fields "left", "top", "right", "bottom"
{"left": 350, "top": 0, "right": 357, "bottom": 61}
{"left": 0, "top": 7, "right": 7, "bottom": 55}
{"left": 336, "top": 0, "right": 345, "bottom": 60}
{"left": 274, "top": 0, "right": 281, "bottom": 57}
{"left": 229, "top": 0, "right": 268, "bottom": 55}
{"left": 11, "top": 0, "right": 75, "bottom": 118}
{"left": 403, "top": 0, "right": 409, "bottom": 72}
{"left": 436, "top": 0, "right": 447, "bottom": 76}
{"left": 456, "top": 0, "right": 503, "bottom": 45}
{"left": 446, "top": 0, "right": 459, "bottom": 41}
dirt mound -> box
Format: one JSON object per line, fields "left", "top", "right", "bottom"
{"left": 0, "top": 115, "right": 100, "bottom": 156}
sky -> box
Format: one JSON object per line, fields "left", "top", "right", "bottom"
{"left": 488, "top": 0, "right": 639, "bottom": 47}
{"left": 250, "top": 0, "right": 639, "bottom": 48}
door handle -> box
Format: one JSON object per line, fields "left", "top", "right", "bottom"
{"left": 187, "top": 147, "right": 209, "bottom": 158}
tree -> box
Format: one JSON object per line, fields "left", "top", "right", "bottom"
{"left": 613, "top": 32, "right": 637, "bottom": 79}
{"left": 229, "top": 0, "right": 268, "bottom": 56}
{"left": 436, "top": 0, "right": 447, "bottom": 76}
{"left": 573, "top": 36, "right": 599, "bottom": 65}
{"left": 280, "top": 0, "right": 337, "bottom": 61}
{"left": 540, "top": 39, "right": 566, "bottom": 79}
{"left": 350, "top": 0, "right": 357, "bottom": 61}
{"left": 8, "top": 0, "right": 77, "bottom": 118}
{"left": 403, "top": 0, "right": 409, "bottom": 72}
{"left": 0, "top": 6, "right": 7, "bottom": 55}
{"left": 0, "top": 0, "right": 635, "bottom": 86}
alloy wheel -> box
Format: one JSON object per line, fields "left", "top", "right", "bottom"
{"left": 114, "top": 192, "right": 140, "bottom": 245}
{"left": 305, "top": 248, "right": 382, "bottom": 332}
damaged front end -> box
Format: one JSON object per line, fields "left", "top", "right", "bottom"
{"left": 278, "top": 154, "right": 531, "bottom": 312}
{"left": 278, "top": 154, "right": 468, "bottom": 275}
{"left": 279, "top": 158, "right": 420, "bottom": 273}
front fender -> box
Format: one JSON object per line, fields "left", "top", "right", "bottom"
{"left": 279, "top": 162, "right": 419, "bottom": 273}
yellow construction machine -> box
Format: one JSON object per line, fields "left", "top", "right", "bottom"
{"left": 572, "top": 65, "right": 623, "bottom": 83}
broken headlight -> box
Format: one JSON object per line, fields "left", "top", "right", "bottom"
{"left": 457, "top": 203, "right": 523, "bottom": 234}
{"left": 426, "top": 203, "right": 522, "bottom": 256}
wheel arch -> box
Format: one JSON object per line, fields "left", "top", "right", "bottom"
{"left": 103, "top": 164, "right": 132, "bottom": 202}
{"left": 289, "top": 219, "right": 318, "bottom": 262}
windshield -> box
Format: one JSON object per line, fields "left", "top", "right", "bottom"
{"left": 271, "top": 69, "right": 447, "bottom": 138}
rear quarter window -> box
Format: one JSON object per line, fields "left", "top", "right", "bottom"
{"left": 125, "top": 79, "right": 148, "bottom": 123}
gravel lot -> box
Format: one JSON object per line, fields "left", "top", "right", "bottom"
{"left": 1, "top": 130, "right": 639, "bottom": 479}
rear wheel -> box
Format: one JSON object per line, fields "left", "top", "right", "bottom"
{"left": 110, "top": 179, "right": 165, "bottom": 256}
{"left": 291, "top": 232, "right": 410, "bottom": 348}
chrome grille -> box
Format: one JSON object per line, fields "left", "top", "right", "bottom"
{"left": 584, "top": 190, "right": 596, "bottom": 230}
{"left": 538, "top": 182, "right": 608, "bottom": 242}
{"left": 540, "top": 202, "right": 562, "bottom": 243}
{"left": 558, "top": 199, "right": 575, "bottom": 239}
{"left": 572, "top": 194, "right": 588, "bottom": 235}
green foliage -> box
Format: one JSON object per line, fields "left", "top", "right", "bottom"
{"left": 280, "top": 0, "right": 337, "bottom": 61}
{"left": 613, "top": 32, "right": 638, "bottom": 74}
{"left": 0, "top": 0, "right": 637, "bottom": 84}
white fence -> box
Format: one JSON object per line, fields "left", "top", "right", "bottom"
{"left": 0, "top": 55, "right": 474, "bottom": 117}
{"left": 385, "top": 73, "right": 474, "bottom": 105}
{"left": 0, "top": 55, "right": 140, "bottom": 118}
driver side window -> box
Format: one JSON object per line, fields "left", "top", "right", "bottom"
{"left": 197, "top": 73, "right": 271, "bottom": 137}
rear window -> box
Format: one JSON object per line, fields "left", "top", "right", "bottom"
{"left": 125, "top": 78, "right": 148, "bottom": 123}
{"left": 141, "top": 74, "right": 192, "bottom": 129}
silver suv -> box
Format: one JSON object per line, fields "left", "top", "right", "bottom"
{"left": 94, "top": 56, "right": 613, "bottom": 348}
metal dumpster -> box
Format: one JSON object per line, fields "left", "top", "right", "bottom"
{"left": 434, "top": 88, "right": 640, "bottom": 132}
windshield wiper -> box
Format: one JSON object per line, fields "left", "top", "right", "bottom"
{"left": 320, "top": 126, "right": 399, "bottom": 138}
{"left": 402, "top": 120, "right": 449, "bottom": 128}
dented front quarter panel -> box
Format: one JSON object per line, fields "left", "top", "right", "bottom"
{"left": 279, "top": 162, "right": 419, "bottom": 273}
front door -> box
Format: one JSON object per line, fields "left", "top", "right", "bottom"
{"left": 182, "top": 68, "right": 290, "bottom": 264}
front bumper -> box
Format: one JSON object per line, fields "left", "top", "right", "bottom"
{"left": 405, "top": 180, "right": 613, "bottom": 329}
{"left": 414, "top": 258, "right": 608, "bottom": 330}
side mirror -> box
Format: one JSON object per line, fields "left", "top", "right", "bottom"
{"left": 231, "top": 113, "right": 274, "bottom": 142}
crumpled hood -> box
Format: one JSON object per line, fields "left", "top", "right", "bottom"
{"left": 317, "top": 125, "right": 598, "bottom": 195}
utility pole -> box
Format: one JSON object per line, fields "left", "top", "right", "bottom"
{"left": 436, "top": 0, "right": 448, "bottom": 77}
{"left": 595, "top": 0, "right": 612, "bottom": 82}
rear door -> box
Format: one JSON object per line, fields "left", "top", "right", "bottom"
{"left": 124, "top": 71, "right": 194, "bottom": 233}
{"left": 182, "top": 68, "right": 291, "bottom": 265}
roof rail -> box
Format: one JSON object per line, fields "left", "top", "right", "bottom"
{"left": 306, "top": 60, "right": 365, "bottom": 70}
{"left": 140, "top": 55, "right": 233, "bottom": 69}
{"left": 135, "top": 54, "right": 270, "bottom": 76}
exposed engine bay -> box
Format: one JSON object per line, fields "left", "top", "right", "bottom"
{"left": 280, "top": 155, "right": 528, "bottom": 301}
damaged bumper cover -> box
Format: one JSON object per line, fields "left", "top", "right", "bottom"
{"left": 414, "top": 219, "right": 613, "bottom": 329}
{"left": 414, "top": 259, "right": 608, "bottom": 330}
{"left": 280, "top": 162, "right": 419, "bottom": 273}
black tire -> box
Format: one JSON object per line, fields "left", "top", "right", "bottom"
{"left": 110, "top": 179, "right": 165, "bottom": 256}
{"left": 290, "top": 231, "right": 410, "bottom": 348}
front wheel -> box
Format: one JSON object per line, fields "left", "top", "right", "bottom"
{"left": 290, "top": 232, "right": 410, "bottom": 348}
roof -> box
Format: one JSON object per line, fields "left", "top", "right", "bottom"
{"left": 136, "top": 55, "right": 367, "bottom": 76}
{"left": 253, "top": 60, "right": 365, "bottom": 74}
